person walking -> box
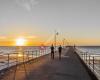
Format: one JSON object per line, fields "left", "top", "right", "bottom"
{"left": 50, "top": 44, "right": 55, "bottom": 59}
{"left": 58, "top": 45, "right": 62, "bottom": 60}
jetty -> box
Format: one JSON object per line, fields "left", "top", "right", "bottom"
{"left": 0, "top": 47, "right": 98, "bottom": 80}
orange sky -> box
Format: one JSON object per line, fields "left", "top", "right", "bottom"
{"left": 0, "top": 35, "right": 100, "bottom": 46}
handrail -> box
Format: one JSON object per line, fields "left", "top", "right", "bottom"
{"left": 0, "top": 47, "right": 50, "bottom": 70}
{"left": 75, "top": 48, "right": 100, "bottom": 80}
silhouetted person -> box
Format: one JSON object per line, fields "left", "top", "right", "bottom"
{"left": 50, "top": 44, "right": 55, "bottom": 59}
{"left": 58, "top": 45, "right": 62, "bottom": 60}
{"left": 74, "top": 44, "right": 76, "bottom": 49}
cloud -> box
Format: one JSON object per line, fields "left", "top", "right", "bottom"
{"left": 15, "top": 0, "right": 39, "bottom": 11}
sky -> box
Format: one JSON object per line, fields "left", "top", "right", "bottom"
{"left": 0, "top": 0, "right": 100, "bottom": 46}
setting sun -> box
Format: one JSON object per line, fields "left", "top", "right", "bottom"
{"left": 16, "top": 38, "right": 27, "bottom": 46}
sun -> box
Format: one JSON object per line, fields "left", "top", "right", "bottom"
{"left": 16, "top": 38, "right": 26, "bottom": 46}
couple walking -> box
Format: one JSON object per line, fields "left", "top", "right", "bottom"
{"left": 51, "top": 45, "right": 62, "bottom": 60}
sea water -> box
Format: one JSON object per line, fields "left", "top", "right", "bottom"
{"left": 78, "top": 46, "right": 100, "bottom": 55}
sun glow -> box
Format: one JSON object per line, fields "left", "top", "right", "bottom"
{"left": 18, "top": 54, "right": 23, "bottom": 57}
{"left": 16, "top": 38, "right": 26, "bottom": 46}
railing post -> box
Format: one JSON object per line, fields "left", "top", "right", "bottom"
{"left": 28, "top": 51, "right": 30, "bottom": 61}
{"left": 89, "top": 55, "right": 90, "bottom": 67}
{"left": 32, "top": 51, "right": 34, "bottom": 59}
{"left": 8, "top": 54, "right": 10, "bottom": 68}
{"left": 13, "top": 53, "right": 18, "bottom": 80}
{"left": 16, "top": 52, "right": 18, "bottom": 64}
{"left": 41, "top": 50, "right": 42, "bottom": 55}
{"left": 84, "top": 53, "right": 85, "bottom": 61}
{"left": 80, "top": 52, "right": 82, "bottom": 58}
{"left": 43, "top": 49, "right": 44, "bottom": 55}
{"left": 42, "top": 50, "right": 44, "bottom": 56}
{"left": 23, "top": 52, "right": 25, "bottom": 63}
{"left": 82, "top": 52, "right": 84, "bottom": 60}
{"left": 44, "top": 49, "right": 46, "bottom": 55}
{"left": 26, "top": 51, "right": 27, "bottom": 61}
{"left": 86, "top": 52, "right": 87, "bottom": 64}
{"left": 93, "top": 56, "right": 95, "bottom": 72}
{"left": 45, "top": 48, "right": 47, "bottom": 55}
{"left": 40, "top": 50, "right": 42, "bottom": 56}
{"left": 40, "top": 50, "right": 41, "bottom": 56}
{"left": 81, "top": 52, "right": 83, "bottom": 59}
{"left": 36, "top": 50, "right": 37, "bottom": 58}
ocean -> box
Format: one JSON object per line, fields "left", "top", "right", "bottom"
{"left": 0, "top": 46, "right": 49, "bottom": 53}
{"left": 78, "top": 46, "right": 100, "bottom": 55}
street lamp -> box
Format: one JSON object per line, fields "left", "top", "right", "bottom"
{"left": 54, "top": 31, "right": 59, "bottom": 51}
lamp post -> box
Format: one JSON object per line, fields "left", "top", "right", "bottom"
{"left": 54, "top": 31, "right": 59, "bottom": 52}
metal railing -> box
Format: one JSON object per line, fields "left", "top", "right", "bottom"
{"left": 75, "top": 48, "right": 100, "bottom": 80}
{"left": 0, "top": 47, "right": 50, "bottom": 76}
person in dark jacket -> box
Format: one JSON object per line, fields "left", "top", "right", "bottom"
{"left": 58, "top": 45, "right": 62, "bottom": 60}
{"left": 51, "top": 44, "right": 55, "bottom": 59}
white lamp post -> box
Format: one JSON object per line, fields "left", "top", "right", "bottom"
{"left": 54, "top": 31, "right": 59, "bottom": 51}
